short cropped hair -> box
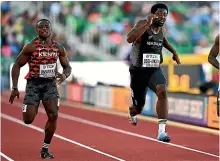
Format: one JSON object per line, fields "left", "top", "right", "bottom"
{"left": 151, "top": 3, "right": 168, "bottom": 14}
{"left": 36, "top": 19, "right": 51, "bottom": 27}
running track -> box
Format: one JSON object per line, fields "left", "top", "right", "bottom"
{"left": 1, "top": 92, "right": 219, "bottom": 161}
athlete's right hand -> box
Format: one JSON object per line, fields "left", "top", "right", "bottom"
{"left": 147, "top": 13, "right": 158, "bottom": 24}
{"left": 147, "top": 14, "right": 154, "bottom": 23}
{"left": 9, "top": 89, "right": 20, "bottom": 104}
{"left": 56, "top": 72, "right": 66, "bottom": 84}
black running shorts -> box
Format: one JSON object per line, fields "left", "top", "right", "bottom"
{"left": 129, "top": 65, "right": 167, "bottom": 109}
{"left": 23, "top": 78, "right": 59, "bottom": 107}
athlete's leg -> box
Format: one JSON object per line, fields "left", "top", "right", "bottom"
{"left": 155, "top": 84, "right": 168, "bottom": 120}
{"left": 148, "top": 68, "right": 170, "bottom": 142}
{"left": 22, "top": 80, "right": 40, "bottom": 124}
{"left": 129, "top": 67, "right": 148, "bottom": 125}
{"left": 217, "top": 90, "right": 219, "bottom": 117}
{"left": 42, "top": 98, "right": 59, "bottom": 146}
{"left": 40, "top": 79, "right": 59, "bottom": 158}
{"left": 130, "top": 79, "right": 148, "bottom": 115}
{"left": 22, "top": 105, "right": 38, "bottom": 124}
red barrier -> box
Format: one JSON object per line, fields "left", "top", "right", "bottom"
{"left": 67, "top": 83, "right": 83, "bottom": 103}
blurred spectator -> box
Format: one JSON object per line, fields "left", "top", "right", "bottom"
{"left": 1, "top": 1, "right": 219, "bottom": 92}
{"left": 191, "top": 28, "right": 204, "bottom": 46}
{"left": 45, "top": 1, "right": 218, "bottom": 57}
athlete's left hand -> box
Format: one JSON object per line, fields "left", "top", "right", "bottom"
{"left": 56, "top": 72, "right": 66, "bottom": 84}
{"left": 9, "top": 88, "right": 20, "bottom": 104}
{"left": 172, "top": 54, "right": 181, "bottom": 65}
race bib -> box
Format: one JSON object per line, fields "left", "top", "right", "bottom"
{"left": 39, "top": 63, "right": 56, "bottom": 78}
{"left": 142, "top": 53, "right": 160, "bottom": 67}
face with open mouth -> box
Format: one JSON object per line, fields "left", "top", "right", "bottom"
{"left": 40, "top": 31, "right": 49, "bottom": 36}
{"left": 153, "top": 8, "right": 168, "bottom": 27}
{"left": 36, "top": 20, "right": 52, "bottom": 38}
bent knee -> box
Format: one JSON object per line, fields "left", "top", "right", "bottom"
{"left": 24, "top": 119, "right": 34, "bottom": 124}
{"left": 23, "top": 114, "right": 35, "bottom": 124}
{"left": 48, "top": 112, "right": 58, "bottom": 121}
{"left": 156, "top": 84, "right": 167, "bottom": 99}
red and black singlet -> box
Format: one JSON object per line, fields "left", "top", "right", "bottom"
{"left": 25, "top": 38, "right": 59, "bottom": 79}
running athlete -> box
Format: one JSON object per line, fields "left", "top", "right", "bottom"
{"left": 126, "top": 3, "right": 181, "bottom": 142}
{"left": 9, "top": 19, "right": 72, "bottom": 158}
{"left": 208, "top": 34, "right": 219, "bottom": 116}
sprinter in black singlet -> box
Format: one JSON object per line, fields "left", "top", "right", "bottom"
{"left": 208, "top": 34, "right": 219, "bottom": 116}
{"left": 127, "top": 3, "right": 181, "bottom": 142}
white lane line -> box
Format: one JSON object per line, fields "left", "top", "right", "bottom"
{"left": 1, "top": 114, "right": 125, "bottom": 161}
{"left": 0, "top": 152, "right": 14, "bottom": 161}
{"left": 57, "top": 112, "right": 220, "bottom": 158}
{"left": 1, "top": 95, "right": 219, "bottom": 135}
{"left": 2, "top": 101, "right": 220, "bottom": 159}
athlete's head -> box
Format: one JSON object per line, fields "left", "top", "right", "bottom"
{"left": 151, "top": 3, "right": 168, "bottom": 27}
{"left": 36, "top": 19, "right": 52, "bottom": 38}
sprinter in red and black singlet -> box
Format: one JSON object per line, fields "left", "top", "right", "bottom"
{"left": 9, "top": 19, "right": 72, "bottom": 159}
{"left": 127, "top": 3, "right": 181, "bottom": 142}
{"left": 25, "top": 37, "right": 59, "bottom": 79}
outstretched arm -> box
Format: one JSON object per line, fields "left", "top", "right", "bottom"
{"left": 9, "top": 44, "right": 30, "bottom": 104}
{"left": 162, "top": 28, "right": 181, "bottom": 64}
{"left": 208, "top": 35, "right": 219, "bottom": 69}
{"left": 162, "top": 28, "right": 177, "bottom": 55}
{"left": 57, "top": 45, "right": 72, "bottom": 84}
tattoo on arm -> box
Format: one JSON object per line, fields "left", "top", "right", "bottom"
{"left": 59, "top": 46, "right": 72, "bottom": 78}
{"left": 62, "top": 57, "right": 72, "bottom": 78}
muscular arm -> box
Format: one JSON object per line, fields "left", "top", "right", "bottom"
{"left": 208, "top": 35, "right": 219, "bottom": 69}
{"left": 12, "top": 44, "right": 30, "bottom": 88}
{"left": 127, "top": 16, "right": 153, "bottom": 43}
{"left": 162, "top": 28, "right": 177, "bottom": 55}
{"left": 58, "top": 45, "right": 72, "bottom": 78}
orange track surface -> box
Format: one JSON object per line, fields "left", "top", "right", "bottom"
{"left": 1, "top": 94, "right": 219, "bottom": 161}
